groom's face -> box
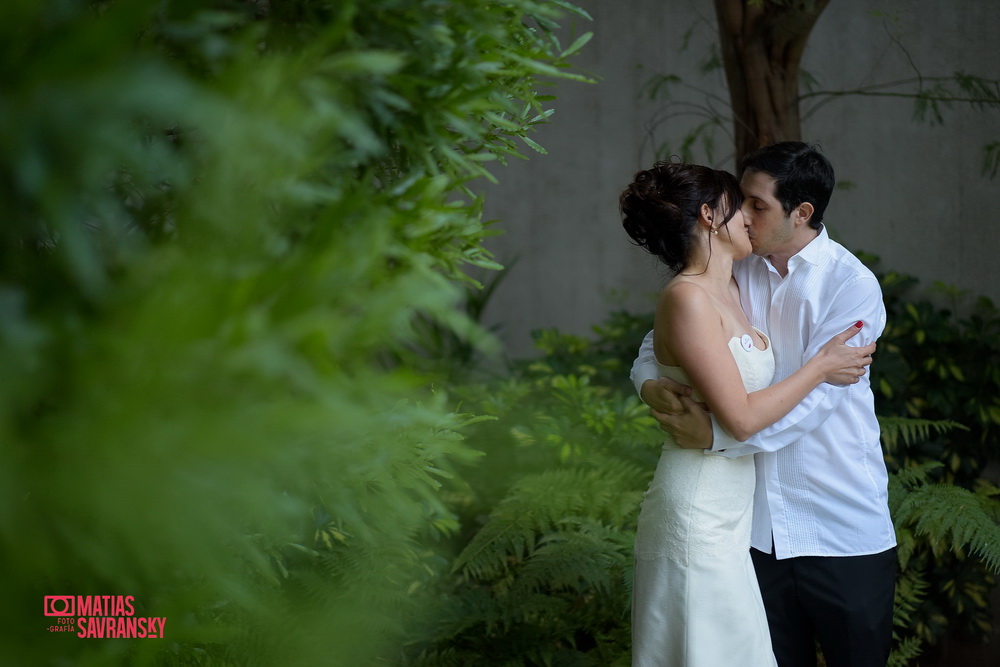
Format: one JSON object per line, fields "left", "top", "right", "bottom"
{"left": 739, "top": 170, "right": 794, "bottom": 257}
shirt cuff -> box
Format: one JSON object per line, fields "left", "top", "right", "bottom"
{"left": 710, "top": 419, "right": 736, "bottom": 453}
{"left": 631, "top": 365, "right": 661, "bottom": 403}
{"left": 709, "top": 419, "right": 757, "bottom": 457}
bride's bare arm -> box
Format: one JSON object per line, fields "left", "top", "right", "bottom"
{"left": 658, "top": 284, "right": 873, "bottom": 442}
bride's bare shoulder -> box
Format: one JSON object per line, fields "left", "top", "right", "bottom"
{"left": 660, "top": 278, "right": 711, "bottom": 310}
{"left": 658, "top": 279, "right": 727, "bottom": 346}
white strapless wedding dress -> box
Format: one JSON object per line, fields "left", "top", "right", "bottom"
{"left": 632, "top": 332, "right": 776, "bottom": 667}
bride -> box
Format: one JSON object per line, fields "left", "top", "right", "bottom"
{"left": 619, "top": 162, "right": 872, "bottom": 667}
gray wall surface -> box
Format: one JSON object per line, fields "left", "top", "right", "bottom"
{"left": 476, "top": 0, "right": 1000, "bottom": 359}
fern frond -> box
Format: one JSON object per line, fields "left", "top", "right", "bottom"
{"left": 453, "top": 464, "right": 644, "bottom": 580}
{"left": 887, "top": 636, "right": 925, "bottom": 667}
{"left": 892, "top": 479, "right": 1000, "bottom": 574}
{"left": 889, "top": 461, "right": 945, "bottom": 491}
{"left": 510, "top": 520, "right": 631, "bottom": 597}
{"left": 879, "top": 416, "right": 968, "bottom": 450}
{"left": 976, "top": 479, "right": 1000, "bottom": 522}
{"left": 892, "top": 566, "right": 930, "bottom": 630}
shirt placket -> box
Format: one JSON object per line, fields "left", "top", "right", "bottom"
{"left": 772, "top": 259, "right": 820, "bottom": 557}
{"left": 744, "top": 261, "right": 776, "bottom": 551}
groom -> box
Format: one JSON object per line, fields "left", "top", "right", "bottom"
{"left": 630, "top": 142, "right": 897, "bottom": 667}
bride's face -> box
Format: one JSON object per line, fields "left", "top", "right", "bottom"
{"left": 716, "top": 202, "right": 753, "bottom": 259}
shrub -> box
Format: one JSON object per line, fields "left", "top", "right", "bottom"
{"left": 867, "top": 259, "right": 1000, "bottom": 650}
{"left": 422, "top": 277, "right": 1000, "bottom": 665}
{"left": 411, "top": 349, "right": 660, "bottom": 666}
{"left": 0, "top": 1, "right": 591, "bottom": 664}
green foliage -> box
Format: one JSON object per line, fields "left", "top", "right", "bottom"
{"left": 12, "top": 3, "right": 995, "bottom": 664}
{"left": 408, "top": 262, "right": 516, "bottom": 381}
{"left": 888, "top": 461, "right": 1000, "bottom": 653}
{"left": 422, "top": 281, "right": 1000, "bottom": 665}
{"left": 637, "top": 72, "right": 729, "bottom": 166}
{"left": 0, "top": 0, "right": 590, "bottom": 664}
{"left": 523, "top": 309, "right": 655, "bottom": 394}
{"left": 892, "top": 464, "right": 1000, "bottom": 573}
{"left": 410, "top": 333, "right": 661, "bottom": 666}
{"left": 864, "top": 262, "right": 1000, "bottom": 655}
{"left": 871, "top": 265, "right": 1000, "bottom": 484}
{"left": 889, "top": 567, "right": 931, "bottom": 667}
{"left": 910, "top": 71, "right": 1000, "bottom": 125}
{"left": 878, "top": 416, "right": 969, "bottom": 453}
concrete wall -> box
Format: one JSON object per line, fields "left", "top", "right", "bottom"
{"left": 476, "top": 0, "right": 1000, "bottom": 359}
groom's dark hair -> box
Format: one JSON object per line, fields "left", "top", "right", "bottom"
{"left": 740, "top": 141, "right": 834, "bottom": 230}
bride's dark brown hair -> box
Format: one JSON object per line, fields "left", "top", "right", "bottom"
{"left": 620, "top": 161, "right": 744, "bottom": 273}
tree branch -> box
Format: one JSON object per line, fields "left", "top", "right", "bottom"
{"left": 804, "top": 90, "right": 1000, "bottom": 104}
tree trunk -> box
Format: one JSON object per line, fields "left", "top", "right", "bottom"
{"left": 714, "top": 0, "right": 831, "bottom": 167}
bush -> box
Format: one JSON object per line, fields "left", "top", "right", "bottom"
{"left": 420, "top": 275, "right": 1000, "bottom": 665}
{"left": 0, "top": 1, "right": 591, "bottom": 664}
{"left": 866, "top": 258, "right": 1000, "bottom": 650}
{"left": 411, "top": 341, "right": 660, "bottom": 666}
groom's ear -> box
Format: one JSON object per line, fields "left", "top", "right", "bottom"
{"left": 794, "top": 202, "right": 815, "bottom": 226}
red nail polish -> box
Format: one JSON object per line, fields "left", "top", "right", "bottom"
{"left": 855, "top": 321, "right": 863, "bottom": 328}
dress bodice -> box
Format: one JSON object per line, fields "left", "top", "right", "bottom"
{"left": 653, "top": 330, "right": 775, "bottom": 397}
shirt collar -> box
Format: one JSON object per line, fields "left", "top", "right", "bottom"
{"left": 748, "top": 224, "right": 829, "bottom": 275}
{"left": 792, "top": 224, "right": 829, "bottom": 267}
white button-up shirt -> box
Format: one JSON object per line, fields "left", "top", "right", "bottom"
{"left": 631, "top": 227, "right": 896, "bottom": 559}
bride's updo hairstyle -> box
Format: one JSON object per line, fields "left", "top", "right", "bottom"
{"left": 620, "top": 161, "right": 744, "bottom": 272}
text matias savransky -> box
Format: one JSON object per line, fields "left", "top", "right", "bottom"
{"left": 48, "top": 595, "right": 167, "bottom": 639}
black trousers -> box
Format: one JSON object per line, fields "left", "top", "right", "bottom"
{"left": 750, "top": 546, "right": 897, "bottom": 667}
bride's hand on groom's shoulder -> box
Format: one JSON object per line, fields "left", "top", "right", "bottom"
{"left": 816, "top": 322, "right": 876, "bottom": 386}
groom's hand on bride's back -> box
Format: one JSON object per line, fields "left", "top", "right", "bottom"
{"left": 640, "top": 377, "right": 690, "bottom": 414}
{"left": 640, "top": 378, "right": 713, "bottom": 449}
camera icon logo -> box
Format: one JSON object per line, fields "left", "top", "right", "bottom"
{"left": 43, "top": 596, "right": 75, "bottom": 616}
